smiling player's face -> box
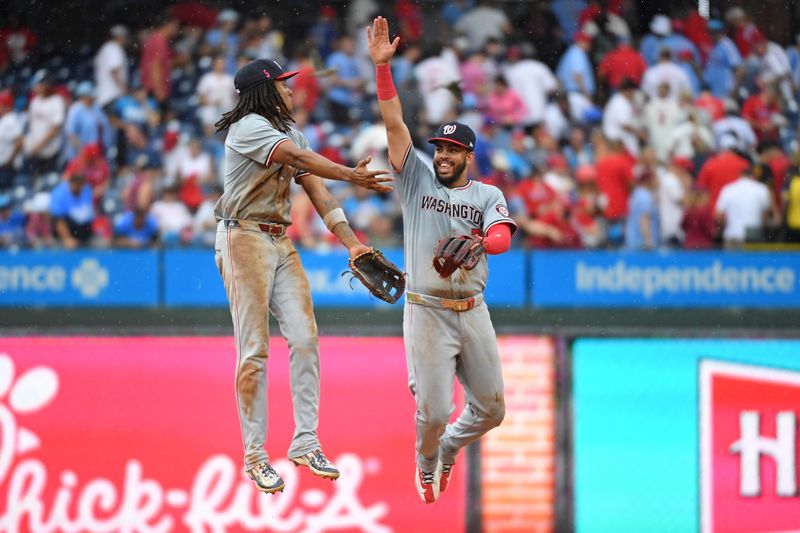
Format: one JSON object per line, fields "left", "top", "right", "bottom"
{"left": 433, "top": 142, "right": 472, "bottom": 187}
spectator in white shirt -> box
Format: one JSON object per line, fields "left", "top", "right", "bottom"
{"left": 0, "top": 90, "right": 23, "bottom": 191}
{"left": 177, "top": 138, "right": 215, "bottom": 187}
{"left": 715, "top": 164, "right": 778, "bottom": 247}
{"left": 94, "top": 25, "right": 129, "bottom": 110}
{"left": 502, "top": 43, "right": 557, "bottom": 130}
{"left": 454, "top": 0, "right": 511, "bottom": 51}
{"left": 643, "top": 82, "right": 685, "bottom": 162}
{"left": 193, "top": 185, "right": 223, "bottom": 247}
{"left": 749, "top": 32, "right": 797, "bottom": 112}
{"left": 641, "top": 47, "right": 692, "bottom": 102}
{"left": 713, "top": 99, "right": 758, "bottom": 153}
{"left": 196, "top": 55, "right": 236, "bottom": 133}
{"left": 603, "top": 78, "right": 641, "bottom": 156}
{"left": 23, "top": 70, "right": 65, "bottom": 180}
{"left": 659, "top": 157, "right": 692, "bottom": 246}
{"left": 149, "top": 184, "right": 193, "bottom": 245}
{"left": 414, "top": 47, "right": 461, "bottom": 127}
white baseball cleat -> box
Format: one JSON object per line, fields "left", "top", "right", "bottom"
{"left": 246, "top": 461, "right": 286, "bottom": 493}
{"left": 290, "top": 449, "right": 340, "bottom": 480}
{"left": 415, "top": 466, "right": 440, "bottom": 504}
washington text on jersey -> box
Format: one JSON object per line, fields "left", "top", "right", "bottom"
{"left": 420, "top": 195, "right": 484, "bottom": 227}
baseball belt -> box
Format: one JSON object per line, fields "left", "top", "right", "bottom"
{"left": 221, "top": 218, "right": 287, "bottom": 237}
{"left": 406, "top": 291, "right": 483, "bottom": 312}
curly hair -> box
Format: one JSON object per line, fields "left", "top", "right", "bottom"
{"left": 215, "top": 81, "right": 294, "bottom": 133}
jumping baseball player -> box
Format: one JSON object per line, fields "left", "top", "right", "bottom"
{"left": 367, "top": 17, "right": 516, "bottom": 503}
{"left": 213, "top": 58, "right": 392, "bottom": 494}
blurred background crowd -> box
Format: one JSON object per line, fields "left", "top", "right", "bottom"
{"left": 1, "top": 0, "right": 800, "bottom": 252}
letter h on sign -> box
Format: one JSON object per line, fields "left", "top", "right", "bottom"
{"left": 700, "top": 360, "right": 800, "bottom": 533}
{"left": 730, "top": 411, "right": 797, "bottom": 497}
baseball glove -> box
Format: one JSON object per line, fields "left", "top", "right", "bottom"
{"left": 432, "top": 235, "right": 485, "bottom": 278}
{"left": 347, "top": 248, "right": 405, "bottom": 304}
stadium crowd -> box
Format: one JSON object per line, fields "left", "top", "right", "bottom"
{"left": 1, "top": 0, "right": 800, "bottom": 251}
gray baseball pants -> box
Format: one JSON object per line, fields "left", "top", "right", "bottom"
{"left": 403, "top": 299, "right": 506, "bottom": 473}
{"left": 215, "top": 219, "right": 321, "bottom": 469}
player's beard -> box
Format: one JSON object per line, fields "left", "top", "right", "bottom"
{"left": 435, "top": 158, "right": 468, "bottom": 187}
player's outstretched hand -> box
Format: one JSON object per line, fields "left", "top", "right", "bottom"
{"left": 348, "top": 156, "right": 393, "bottom": 192}
{"left": 367, "top": 16, "right": 400, "bottom": 65}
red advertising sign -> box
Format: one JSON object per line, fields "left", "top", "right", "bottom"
{"left": 700, "top": 360, "right": 800, "bottom": 533}
{"left": 0, "top": 337, "right": 465, "bottom": 533}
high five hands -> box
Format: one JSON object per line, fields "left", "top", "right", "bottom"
{"left": 367, "top": 16, "right": 400, "bottom": 65}
{"left": 349, "top": 156, "right": 393, "bottom": 193}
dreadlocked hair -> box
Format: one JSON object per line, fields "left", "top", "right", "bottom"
{"left": 215, "top": 81, "right": 294, "bottom": 133}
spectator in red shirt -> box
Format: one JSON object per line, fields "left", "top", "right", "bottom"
{"left": 0, "top": 14, "right": 37, "bottom": 70}
{"left": 595, "top": 138, "right": 635, "bottom": 222}
{"left": 681, "top": 186, "right": 718, "bottom": 248}
{"left": 572, "top": 165, "right": 605, "bottom": 248}
{"left": 696, "top": 147, "right": 750, "bottom": 212}
{"left": 694, "top": 86, "right": 725, "bottom": 122}
{"left": 513, "top": 166, "right": 579, "bottom": 248}
{"left": 682, "top": 10, "right": 713, "bottom": 63}
{"left": 598, "top": 38, "right": 647, "bottom": 91}
{"left": 141, "top": 16, "right": 180, "bottom": 109}
{"left": 289, "top": 47, "right": 320, "bottom": 115}
{"left": 741, "top": 84, "right": 784, "bottom": 144}
{"left": 396, "top": 0, "right": 423, "bottom": 44}
{"left": 759, "top": 141, "right": 791, "bottom": 210}
{"left": 62, "top": 144, "right": 110, "bottom": 205}
{"left": 726, "top": 7, "right": 760, "bottom": 58}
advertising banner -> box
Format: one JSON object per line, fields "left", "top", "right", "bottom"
{"left": 0, "top": 337, "right": 465, "bottom": 532}
{"left": 0, "top": 250, "right": 159, "bottom": 307}
{"left": 572, "top": 339, "right": 800, "bottom": 533}
{"left": 532, "top": 251, "right": 800, "bottom": 308}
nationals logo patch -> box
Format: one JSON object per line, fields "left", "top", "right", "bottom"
{"left": 496, "top": 204, "right": 510, "bottom": 217}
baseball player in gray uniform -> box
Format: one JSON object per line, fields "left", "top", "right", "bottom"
{"left": 367, "top": 17, "right": 516, "bottom": 503}
{"left": 213, "top": 58, "right": 392, "bottom": 494}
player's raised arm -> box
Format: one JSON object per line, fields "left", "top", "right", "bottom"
{"left": 367, "top": 16, "right": 413, "bottom": 170}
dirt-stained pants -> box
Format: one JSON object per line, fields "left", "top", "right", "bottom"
{"left": 403, "top": 300, "right": 506, "bottom": 473}
{"left": 215, "top": 219, "right": 321, "bottom": 469}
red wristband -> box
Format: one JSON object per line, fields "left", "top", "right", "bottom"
{"left": 375, "top": 63, "right": 397, "bottom": 101}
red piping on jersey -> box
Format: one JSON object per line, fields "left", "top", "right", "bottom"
{"left": 391, "top": 141, "right": 413, "bottom": 173}
{"left": 452, "top": 181, "right": 473, "bottom": 190}
{"left": 266, "top": 138, "right": 290, "bottom": 166}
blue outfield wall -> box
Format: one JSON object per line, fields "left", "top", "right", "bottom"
{"left": 162, "top": 248, "right": 527, "bottom": 308}
{"left": 0, "top": 250, "right": 159, "bottom": 307}
{"left": 1, "top": 248, "right": 799, "bottom": 308}
{"left": 532, "top": 250, "right": 800, "bottom": 308}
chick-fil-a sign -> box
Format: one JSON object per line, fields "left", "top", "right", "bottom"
{"left": 0, "top": 337, "right": 465, "bottom": 532}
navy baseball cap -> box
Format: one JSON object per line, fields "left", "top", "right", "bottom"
{"left": 234, "top": 58, "right": 300, "bottom": 94}
{"left": 428, "top": 121, "right": 476, "bottom": 151}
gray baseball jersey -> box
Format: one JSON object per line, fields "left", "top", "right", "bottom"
{"left": 393, "top": 143, "right": 516, "bottom": 298}
{"left": 393, "top": 142, "right": 515, "bottom": 475}
{"left": 214, "top": 113, "right": 311, "bottom": 225}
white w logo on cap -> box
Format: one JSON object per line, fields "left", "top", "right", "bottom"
{"left": 443, "top": 124, "right": 456, "bottom": 135}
